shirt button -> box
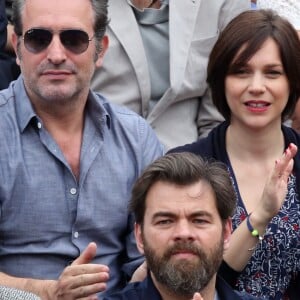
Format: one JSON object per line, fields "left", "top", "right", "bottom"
{"left": 70, "top": 188, "right": 77, "bottom": 195}
{"left": 37, "top": 122, "right": 42, "bottom": 129}
{"left": 74, "top": 232, "right": 79, "bottom": 238}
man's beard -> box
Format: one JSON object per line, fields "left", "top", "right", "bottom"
{"left": 143, "top": 236, "right": 224, "bottom": 298}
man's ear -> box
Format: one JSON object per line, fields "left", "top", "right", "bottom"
{"left": 11, "top": 32, "right": 21, "bottom": 66}
{"left": 223, "top": 218, "right": 232, "bottom": 252}
{"left": 95, "top": 35, "right": 109, "bottom": 68}
{"left": 134, "top": 222, "right": 145, "bottom": 254}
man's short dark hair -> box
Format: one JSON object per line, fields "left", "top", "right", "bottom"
{"left": 129, "top": 152, "right": 236, "bottom": 225}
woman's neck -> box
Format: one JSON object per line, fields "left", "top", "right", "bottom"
{"left": 225, "top": 122, "right": 285, "bottom": 160}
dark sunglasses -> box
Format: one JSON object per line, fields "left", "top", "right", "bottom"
{"left": 22, "top": 28, "right": 94, "bottom": 54}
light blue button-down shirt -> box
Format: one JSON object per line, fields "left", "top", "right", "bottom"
{"left": 0, "top": 76, "right": 164, "bottom": 296}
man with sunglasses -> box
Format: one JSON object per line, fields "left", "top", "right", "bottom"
{"left": 0, "top": 0, "right": 163, "bottom": 299}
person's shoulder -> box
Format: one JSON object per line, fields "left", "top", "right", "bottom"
{"left": 0, "top": 81, "right": 16, "bottom": 110}
{"left": 282, "top": 124, "right": 300, "bottom": 145}
{"left": 93, "top": 92, "right": 146, "bottom": 120}
{"left": 0, "top": 90, "right": 10, "bottom": 107}
{"left": 168, "top": 122, "right": 226, "bottom": 156}
{"left": 107, "top": 101, "right": 142, "bottom": 118}
{"left": 93, "top": 92, "right": 160, "bottom": 140}
{"left": 235, "top": 290, "right": 264, "bottom": 300}
{"left": 168, "top": 138, "right": 204, "bottom": 155}
{"left": 216, "top": 276, "right": 263, "bottom": 300}
{"left": 103, "top": 276, "right": 162, "bottom": 300}
{"left": 102, "top": 281, "right": 145, "bottom": 300}
{"left": 92, "top": 91, "right": 164, "bottom": 154}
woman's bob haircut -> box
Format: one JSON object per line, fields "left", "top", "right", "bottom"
{"left": 207, "top": 9, "right": 300, "bottom": 121}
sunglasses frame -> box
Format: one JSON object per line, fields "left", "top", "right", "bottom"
{"left": 22, "top": 28, "right": 94, "bottom": 54}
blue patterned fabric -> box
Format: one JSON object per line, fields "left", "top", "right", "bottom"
{"left": 229, "top": 168, "right": 300, "bottom": 299}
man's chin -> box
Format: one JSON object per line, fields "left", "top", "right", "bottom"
{"left": 171, "top": 251, "right": 198, "bottom": 259}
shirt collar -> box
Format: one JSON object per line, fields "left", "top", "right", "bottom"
{"left": 14, "top": 75, "right": 111, "bottom": 133}
{"left": 14, "top": 76, "right": 38, "bottom": 133}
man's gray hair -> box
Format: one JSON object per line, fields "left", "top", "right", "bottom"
{"left": 12, "top": 0, "right": 109, "bottom": 43}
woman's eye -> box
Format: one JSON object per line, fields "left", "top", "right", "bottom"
{"left": 230, "top": 68, "right": 251, "bottom": 77}
{"left": 236, "top": 68, "right": 248, "bottom": 74}
{"left": 266, "top": 70, "right": 283, "bottom": 77}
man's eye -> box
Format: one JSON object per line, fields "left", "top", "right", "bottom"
{"left": 156, "top": 219, "right": 172, "bottom": 225}
{"left": 193, "top": 219, "right": 206, "bottom": 224}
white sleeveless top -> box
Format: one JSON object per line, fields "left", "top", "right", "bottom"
{"left": 257, "top": 0, "right": 300, "bottom": 29}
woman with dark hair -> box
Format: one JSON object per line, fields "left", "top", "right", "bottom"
{"left": 170, "top": 9, "right": 300, "bottom": 300}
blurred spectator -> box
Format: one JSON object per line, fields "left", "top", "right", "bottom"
{"left": 0, "top": 0, "right": 20, "bottom": 90}
{"left": 257, "top": 0, "right": 300, "bottom": 29}
{"left": 0, "top": 0, "right": 7, "bottom": 51}
{"left": 91, "top": 0, "right": 250, "bottom": 149}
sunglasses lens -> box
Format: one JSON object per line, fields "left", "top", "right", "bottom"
{"left": 60, "top": 30, "right": 90, "bottom": 54}
{"left": 24, "top": 29, "right": 52, "bottom": 53}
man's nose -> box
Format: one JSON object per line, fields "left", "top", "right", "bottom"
{"left": 46, "top": 35, "right": 67, "bottom": 64}
{"left": 172, "top": 220, "right": 196, "bottom": 241}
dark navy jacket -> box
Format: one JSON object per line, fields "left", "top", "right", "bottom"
{"left": 169, "top": 121, "right": 300, "bottom": 192}
{"left": 103, "top": 274, "right": 261, "bottom": 300}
